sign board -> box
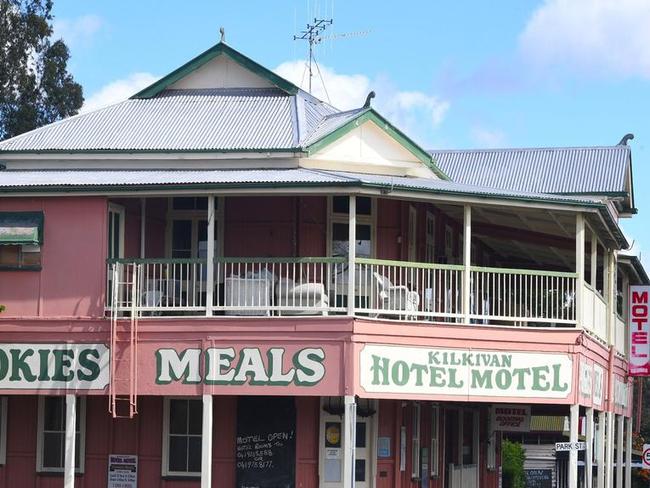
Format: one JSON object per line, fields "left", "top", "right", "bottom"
{"left": 630, "top": 286, "right": 650, "bottom": 376}
{"left": 236, "top": 397, "right": 296, "bottom": 488}
{"left": 108, "top": 454, "right": 137, "bottom": 488}
{"left": 490, "top": 405, "right": 531, "bottom": 432}
{"left": 579, "top": 361, "right": 593, "bottom": 398}
{"left": 555, "top": 442, "right": 586, "bottom": 452}
{"left": 643, "top": 444, "right": 650, "bottom": 469}
{"left": 359, "top": 345, "right": 573, "bottom": 399}
{"left": 593, "top": 364, "right": 605, "bottom": 407}
{"left": 156, "top": 346, "right": 325, "bottom": 386}
{"left": 524, "top": 469, "right": 552, "bottom": 488}
{"left": 0, "top": 343, "right": 109, "bottom": 390}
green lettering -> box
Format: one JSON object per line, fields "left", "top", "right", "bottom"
{"left": 10, "top": 349, "right": 36, "bottom": 382}
{"left": 52, "top": 350, "right": 74, "bottom": 382}
{"left": 551, "top": 364, "right": 569, "bottom": 392}
{"left": 37, "top": 349, "right": 51, "bottom": 381}
{"left": 531, "top": 366, "right": 551, "bottom": 391}
{"left": 471, "top": 369, "right": 493, "bottom": 389}
{"left": 392, "top": 361, "right": 409, "bottom": 386}
{"left": 78, "top": 349, "right": 100, "bottom": 381}
{"left": 0, "top": 350, "right": 7, "bottom": 380}
{"left": 448, "top": 368, "right": 464, "bottom": 388}
{"left": 495, "top": 369, "right": 512, "bottom": 389}
{"left": 429, "top": 366, "right": 446, "bottom": 387}
{"left": 410, "top": 364, "right": 427, "bottom": 386}
{"left": 371, "top": 355, "right": 390, "bottom": 386}
{"left": 511, "top": 368, "right": 531, "bottom": 390}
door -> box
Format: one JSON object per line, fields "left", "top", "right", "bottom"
{"left": 107, "top": 204, "right": 125, "bottom": 306}
{"left": 320, "top": 400, "right": 376, "bottom": 488}
{"left": 445, "top": 407, "right": 479, "bottom": 488}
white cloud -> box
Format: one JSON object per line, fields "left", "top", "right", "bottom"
{"left": 274, "top": 61, "right": 449, "bottom": 144}
{"left": 81, "top": 73, "right": 159, "bottom": 113}
{"left": 53, "top": 14, "right": 104, "bottom": 48}
{"left": 520, "top": 0, "right": 650, "bottom": 78}
{"left": 471, "top": 126, "right": 507, "bottom": 148}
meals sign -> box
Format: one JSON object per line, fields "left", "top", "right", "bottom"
{"left": 360, "top": 345, "right": 572, "bottom": 399}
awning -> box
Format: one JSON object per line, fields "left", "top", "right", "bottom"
{"left": 0, "top": 212, "right": 43, "bottom": 246}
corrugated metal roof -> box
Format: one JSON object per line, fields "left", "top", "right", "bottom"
{"left": 0, "top": 167, "right": 602, "bottom": 205}
{"left": 301, "top": 108, "right": 367, "bottom": 146}
{"left": 0, "top": 88, "right": 341, "bottom": 153}
{"left": 430, "top": 146, "right": 630, "bottom": 195}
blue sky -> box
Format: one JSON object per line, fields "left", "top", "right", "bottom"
{"left": 51, "top": 0, "right": 649, "bottom": 263}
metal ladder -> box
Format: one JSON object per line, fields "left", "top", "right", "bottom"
{"left": 109, "top": 262, "right": 139, "bottom": 418}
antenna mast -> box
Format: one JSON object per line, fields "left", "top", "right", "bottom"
{"left": 293, "top": 18, "right": 333, "bottom": 93}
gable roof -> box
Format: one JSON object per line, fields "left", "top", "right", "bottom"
{"left": 430, "top": 145, "right": 634, "bottom": 212}
{"left": 132, "top": 42, "right": 299, "bottom": 98}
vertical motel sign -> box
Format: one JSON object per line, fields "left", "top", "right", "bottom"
{"left": 630, "top": 286, "right": 650, "bottom": 376}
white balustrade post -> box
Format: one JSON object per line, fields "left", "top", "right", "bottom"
{"left": 201, "top": 394, "right": 213, "bottom": 488}
{"left": 576, "top": 214, "right": 585, "bottom": 327}
{"left": 586, "top": 407, "right": 594, "bottom": 488}
{"left": 569, "top": 403, "right": 579, "bottom": 488}
{"left": 616, "top": 415, "right": 624, "bottom": 488}
{"left": 342, "top": 395, "right": 356, "bottom": 488}
{"left": 64, "top": 394, "right": 76, "bottom": 488}
{"left": 347, "top": 196, "right": 356, "bottom": 316}
{"left": 624, "top": 416, "right": 632, "bottom": 488}
{"left": 597, "top": 410, "right": 606, "bottom": 488}
{"left": 206, "top": 195, "right": 215, "bottom": 316}
{"left": 463, "top": 205, "right": 471, "bottom": 324}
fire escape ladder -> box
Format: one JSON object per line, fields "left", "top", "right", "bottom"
{"left": 109, "top": 262, "right": 139, "bottom": 419}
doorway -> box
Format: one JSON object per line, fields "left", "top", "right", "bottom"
{"left": 445, "top": 407, "right": 479, "bottom": 488}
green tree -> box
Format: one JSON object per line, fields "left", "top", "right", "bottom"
{"left": 0, "top": 0, "right": 83, "bottom": 140}
{"left": 502, "top": 439, "right": 526, "bottom": 488}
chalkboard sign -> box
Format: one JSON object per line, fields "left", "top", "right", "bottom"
{"left": 236, "top": 397, "right": 296, "bottom": 488}
{"left": 524, "top": 468, "right": 552, "bottom": 488}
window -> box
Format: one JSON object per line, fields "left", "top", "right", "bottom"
{"left": 37, "top": 396, "right": 86, "bottom": 473}
{"left": 430, "top": 405, "right": 439, "bottom": 477}
{"left": 329, "top": 196, "right": 374, "bottom": 258}
{"left": 0, "top": 212, "right": 44, "bottom": 270}
{"left": 411, "top": 402, "right": 421, "bottom": 479}
{"left": 167, "top": 197, "right": 222, "bottom": 260}
{"left": 162, "top": 398, "right": 202, "bottom": 477}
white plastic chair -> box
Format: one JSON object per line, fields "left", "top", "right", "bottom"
{"left": 372, "top": 272, "right": 420, "bottom": 319}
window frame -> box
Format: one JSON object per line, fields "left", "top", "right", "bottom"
{"left": 161, "top": 396, "right": 203, "bottom": 478}
{"left": 327, "top": 196, "right": 377, "bottom": 259}
{"left": 36, "top": 396, "right": 86, "bottom": 474}
{"left": 425, "top": 211, "right": 436, "bottom": 263}
{"left": 165, "top": 197, "right": 224, "bottom": 260}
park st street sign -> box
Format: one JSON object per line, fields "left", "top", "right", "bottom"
{"left": 359, "top": 345, "right": 573, "bottom": 399}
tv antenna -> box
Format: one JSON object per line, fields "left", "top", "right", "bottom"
{"left": 293, "top": 18, "right": 333, "bottom": 94}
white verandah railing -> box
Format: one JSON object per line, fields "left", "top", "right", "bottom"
{"left": 107, "top": 257, "right": 578, "bottom": 326}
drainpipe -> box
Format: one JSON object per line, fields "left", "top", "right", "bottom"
{"left": 463, "top": 205, "right": 471, "bottom": 324}
{"left": 206, "top": 196, "right": 215, "bottom": 316}
{"left": 64, "top": 394, "right": 76, "bottom": 488}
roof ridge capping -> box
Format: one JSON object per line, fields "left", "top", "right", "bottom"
{"left": 131, "top": 41, "right": 301, "bottom": 99}
{"left": 429, "top": 144, "right": 631, "bottom": 154}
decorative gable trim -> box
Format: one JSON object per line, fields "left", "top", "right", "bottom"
{"left": 132, "top": 42, "right": 299, "bottom": 99}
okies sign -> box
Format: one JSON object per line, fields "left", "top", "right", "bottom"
{"left": 359, "top": 345, "right": 573, "bottom": 400}
{"left": 0, "top": 343, "right": 109, "bottom": 390}
{"left": 155, "top": 347, "right": 326, "bottom": 386}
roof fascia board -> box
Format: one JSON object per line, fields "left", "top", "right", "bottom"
{"left": 131, "top": 42, "right": 299, "bottom": 99}
{"left": 305, "top": 109, "right": 449, "bottom": 179}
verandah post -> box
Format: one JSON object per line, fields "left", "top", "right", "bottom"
{"left": 206, "top": 195, "right": 215, "bottom": 316}
{"left": 597, "top": 410, "right": 606, "bottom": 488}
{"left": 342, "top": 395, "right": 356, "bottom": 488}
{"left": 624, "top": 416, "right": 632, "bottom": 488}
{"left": 576, "top": 213, "right": 585, "bottom": 327}
{"left": 347, "top": 195, "right": 356, "bottom": 316}
{"left": 64, "top": 394, "right": 76, "bottom": 488}
{"left": 616, "top": 414, "right": 624, "bottom": 488}
{"left": 605, "top": 411, "right": 615, "bottom": 488}
{"left": 569, "top": 403, "right": 579, "bottom": 488}
{"left": 463, "top": 205, "right": 471, "bottom": 324}
{"left": 201, "top": 394, "right": 213, "bottom": 488}
{"left": 586, "top": 406, "right": 594, "bottom": 488}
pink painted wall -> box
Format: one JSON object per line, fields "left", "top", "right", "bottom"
{"left": 0, "top": 394, "right": 319, "bottom": 488}
{"left": 0, "top": 197, "right": 107, "bottom": 318}
{"left": 111, "top": 198, "right": 166, "bottom": 259}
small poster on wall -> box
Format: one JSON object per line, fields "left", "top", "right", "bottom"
{"left": 107, "top": 454, "right": 137, "bottom": 488}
